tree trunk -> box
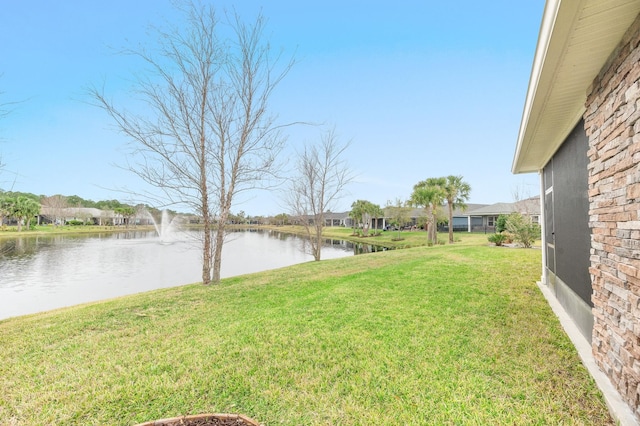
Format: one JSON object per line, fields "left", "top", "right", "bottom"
{"left": 432, "top": 211, "right": 437, "bottom": 243}
{"left": 429, "top": 206, "right": 438, "bottom": 244}
{"left": 212, "top": 220, "right": 225, "bottom": 283}
{"left": 312, "top": 221, "right": 323, "bottom": 261}
{"left": 362, "top": 215, "right": 370, "bottom": 236}
{"left": 201, "top": 208, "right": 212, "bottom": 286}
{"left": 425, "top": 206, "right": 434, "bottom": 244}
{"left": 448, "top": 202, "right": 454, "bottom": 244}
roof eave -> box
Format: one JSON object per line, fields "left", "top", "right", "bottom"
{"left": 512, "top": 0, "right": 640, "bottom": 174}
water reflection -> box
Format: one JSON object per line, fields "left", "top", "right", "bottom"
{"left": 261, "top": 229, "right": 392, "bottom": 255}
{"left": 0, "top": 229, "right": 385, "bottom": 320}
{"left": 0, "top": 237, "right": 40, "bottom": 258}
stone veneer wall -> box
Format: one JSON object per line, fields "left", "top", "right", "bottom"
{"left": 584, "top": 13, "right": 640, "bottom": 416}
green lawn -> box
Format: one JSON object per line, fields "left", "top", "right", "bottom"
{"left": 0, "top": 239, "right": 611, "bottom": 425}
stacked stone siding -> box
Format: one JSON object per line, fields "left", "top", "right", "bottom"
{"left": 584, "top": 13, "right": 640, "bottom": 416}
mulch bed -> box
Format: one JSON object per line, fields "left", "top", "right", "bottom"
{"left": 135, "top": 413, "right": 260, "bottom": 426}
{"left": 154, "top": 418, "right": 248, "bottom": 426}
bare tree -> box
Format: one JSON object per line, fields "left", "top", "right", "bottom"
{"left": 511, "top": 181, "right": 538, "bottom": 216}
{"left": 287, "top": 128, "right": 352, "bottom": 261}
{"left": 90, "top": 2, "right": 293, "bottom": 284}
{"left": 41, "top": 195, "right": 69, "bottom": 226}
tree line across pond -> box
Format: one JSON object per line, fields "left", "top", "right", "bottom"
{"left": 0, "top": 191, "right": 180, "bottom": 230}
{"left": 0, "top": 191, "right": 137, "bottom": 210}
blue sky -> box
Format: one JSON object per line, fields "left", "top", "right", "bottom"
{"left": 0, "top": 1, "right": 544, "bottom": 216}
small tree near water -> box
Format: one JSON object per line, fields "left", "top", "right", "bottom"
{"left": 385, "top": 199, "right": 412, "bottom": 241}
{"left": 350, "top": 200, "right": 382, "bottom": 237}
{"left": 287, "top": 127, "right": 352, "bottom": 261}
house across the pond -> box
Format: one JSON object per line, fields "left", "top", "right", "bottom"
{"left": 302, "top": 199, "right": 540, "bottom": 232}
{"left": 465, "top": 197, "right": 540, "bottom": 233}
{"left": 38, "top": 207, "right": 153, "bottom": 226}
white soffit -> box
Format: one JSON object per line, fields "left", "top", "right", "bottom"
{"left": 512, "top": 0, "right": 640, "bottom": 174}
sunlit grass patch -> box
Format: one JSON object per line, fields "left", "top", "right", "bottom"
{"left": 0, "top": 243, "right": 612, "bottom": 425}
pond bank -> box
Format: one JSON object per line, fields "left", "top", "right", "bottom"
{"left": 0, "top": 224, "right": 157, "bottom": 239}
{"left": 0, "top": 229, "right": 353, "bottom": 320}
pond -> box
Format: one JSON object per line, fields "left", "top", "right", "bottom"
{"left": 0, "top": 229, "right": 387, "bottom": 320}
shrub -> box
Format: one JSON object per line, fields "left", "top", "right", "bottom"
{"left": 66, "top": 220, "right": 84, "bottom": 226}
{"left": 496, "top": 214, "right": 509, "bottom": 233}
{"left": 488, "top": 232, "right": 508, "bottom": 246}
{"left": 505, "top": 212, "right": 540, "bottom": 248}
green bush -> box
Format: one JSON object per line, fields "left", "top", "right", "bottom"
{"left": 496, "top": 214, "right": 508, "bottom": 233}
{"left": 505, "top": 213, "right": 540, "bottom": 248}
{"left": 488, "top": 232, "right": 508, "bottom": 246}
{"left": 66, "top": 220, "right": 84, "bottom": 226}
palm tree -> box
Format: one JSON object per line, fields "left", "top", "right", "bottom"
{"left": 114, "top": 206, "right": 136, "bottom": 228}
{"left": 411, "top": 178, "right": 446, "bottom": 244}
{"left": 370, "top": 203, "right": 384, "bottom": 232}
{"left": 348, "top": 208, "right": 358, "bottom": 235}
{"left": 443, "top": 175, "right": 471, "bottom": 244}
{"left": 13, "top": 196, "right": 40, "bottom": 231}
{"left": 350, "top": 199, "right": 382, "bottom": 236}
{"left": 0, "top": 195, "right": 15, "bottom": 227}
